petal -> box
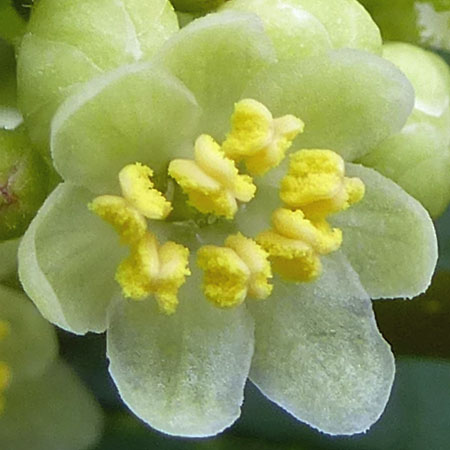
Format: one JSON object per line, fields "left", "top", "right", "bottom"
{"left": 221, "top": 0, "right": 381, "bottom": 59}
{"left": 0, "top": 285, "right": 57, "bottom": 381}
{"left": 107, "top": 268, "right": 254, "bottom": 437}
{"left": 51, "top": 63, "right": 201, "bottom": 193}
{"left": 361, "top": 119, "right": 450, "bottom": 218}
{"left": 17, "top": 0, "right": 178, "bottom": 154}
{"left": 361, "top": 43, "right": 450, "bottom": 217}
{"left": 249, "top": 252, "right": 395, "bottom": 435}
{"left": 220, "top": 0, "right": 333, "bottom": 61}
{"left": 158, "top": 10, "right": 277, "bottom": 140}
{"left": 0, "top": 360, "right": 103, "bottom": 450}
{"left": 18, "top": 183, "right": 126, "bottom": 334}
{"left": 332, "top": 164, "right": 438, "bottom": 299}
{"left": 244, "top": 48, "right": 414, "bottom": 161}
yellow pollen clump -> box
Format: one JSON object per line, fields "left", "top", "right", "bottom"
{"left": 168, "top": 134, "right": 256, "bottom": 219}
{"left": 222, "top": 99, "right": 304, "bottom": 175}
{"left": 0, "top": 320, "right": 11, "bottom": 415}
{"left": 116, "top": 232, "right": 191, "bottom": 315}
{"left": 197, "top": 233, "right": 272, "bottom": 308}
{"left": 89, "top": 195, "right": 147, "bottom": 245}
{"left": 119, "top": 163, "right": 172, "bottom": 220}
{"left": 280, "top": 150, "right": 365, "bottom": 220}
{"left": 258, "top": 149, "right": 364, "bottom": 282}
{"left": 89, "top": 163, "right": 172, "bottom": 244}
{"left": 257, "top": 208, "right": 342, "bottom": 282}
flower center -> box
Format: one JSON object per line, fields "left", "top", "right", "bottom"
{"left": 89, "top": 100, "right": 364, "bottom": 314}
{"left": 0, "top": 320, "right": 12, "bottom": 415}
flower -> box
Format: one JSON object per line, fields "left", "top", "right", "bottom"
{"left": 0, "top": 281, "right": 103, "bottom": 450}
{"left": 361, "top": 41, "right": 450, "bottom": 218}
{"left": 360, "top": 0, "right": 450, "bottom": 52}
{"left": 17, "top": 0, "right": 438, "bottom": 438}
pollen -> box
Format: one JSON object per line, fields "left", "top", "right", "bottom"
{"left": 280, "top": 149, "right": 365, "bottom": 220}
{"left": 222, "top": 99, "right": 304, "bottom": 176}
{"left": 119, "top": 163, "right": 172, "bottom": 220}
{"left": 197, "top": 233, "right": 272, "bottom": 308}
{"left": 168, "top": 134, "right": 256, "bottom": 219}
{"left": 89, "top": 195, "right": 147, "bottom": 245}
{"left": 89, "top": 163, "right": 172, "bottom": 244}
{"left": 257, "top": 208, "right": 343, "bottom": 282}
{"left": 115, "top": 232, "right": 191, "bottom": 315}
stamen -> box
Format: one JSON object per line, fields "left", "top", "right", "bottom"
{"left": 89, "top": 195, "right": 147, "bottom": 245}
{"left": 280, "top": 150, "right": 365, "bottom": 220}
{"left": 197, "top": 233, "right": 272, "bottom": 308}
{"left": 257, "top": 208, "right": 343, "bottom": 282}
{"left": 89, "top": 163, "right": 172, "bottom": 244}
{"left": 119, "top": 163, "right": 172, "bottom": 220}
{"left": 115, "top": 232, "right": 191, "bottom": 315}
{"left": 168, "top": 135, "right": 256, "bottom": 219}
{"left": 222, "top": 99, "right": 304, "bottom": 175}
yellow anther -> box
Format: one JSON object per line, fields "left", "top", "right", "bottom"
{"left": 90, "top": 162, "right": 172, "bottom": 245}
{"left": 119, "top": 163, "right": 172, "bottom": 220}
{"left": 271, "top": 209, "right": 342, "bottom": 255}
{"left": 115, "top": 232, "right": 190, "bottom": 315}
{"left": 222, "top": 99, "right": 304, "bottom": 175}
{"left": 89, "top": 195, "right": 147, "bottom": 245}
{"left": 280, "top": 149, "right": 365, "bottom": 220}
{"left": 197, "top": 233, "right": 272, "bottom": 308}
{"left": 257, "top": 208, "right": 343, "bottom": 282}
{"left": 168, "top": 134, "right": 256, "bottom": 219}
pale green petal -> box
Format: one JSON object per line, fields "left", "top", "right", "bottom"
{"left": 361, "top": 43, "right": 450, "bottom": 217}
{"left": 361, "top": 119, "right": 450, "bottom": 218}
{"left": 17, "top": 34, "right": 103, "bottom": 158}
{"left": 249, "top": 252, "right": 394, "bottom": 435}
{"left": 107, "top": 269, "right": 254, "bottom": 437}
{"left": 244, "top": 49, "right": 414, "bottom": 161}
{"left": 220, "top": 0, "right": 333, "bottom": 61}
{"left": 159, "top": 10, "right": 277, "bottom": 140}
{"left": 51, "top": 63, "right": 201, "bottom": 193}
{"left": 18, "top": 183, "right": 126, "bottom": 334}
{"left": 382, "top": 43, "right": 450, "bottom": 118}
{"left": 27, "top": 0, "right": 177, "bottom": 69}
{"left": 332, "top": 164, "right": 437, "bottom": 299}
{"left": 0, "top": 360, "right": 103, "bottom": 450}
{"left": 17, "top": 0, "right": 178, "bottom": 154}
{"left": 0, "top": 285, "right": 57, "bottom": 382}
{"left": 221, "top": 0, "right": 381, "bottom": 59}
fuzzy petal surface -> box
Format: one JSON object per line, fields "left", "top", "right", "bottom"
{"left": 18, "top": 183, "right": 126, "bottom": 334}
{"left": 249, "top": 252, "right": 394, "bottom": 435}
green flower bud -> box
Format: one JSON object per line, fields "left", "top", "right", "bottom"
{"left": 360, "top": 0, "right": 450, "bottom": 51}
{"left": 0, "top": 128, "right": 48, "bottom": 241}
